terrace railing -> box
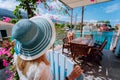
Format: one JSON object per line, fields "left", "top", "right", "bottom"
{"left": 75, "top": 31, "right": 115, "bottom": 50}
{"left": 46, "top": 50, "right": 84, "bottom": 80}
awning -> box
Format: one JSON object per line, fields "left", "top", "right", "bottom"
{"left": 60, "top": 0, "right": 110, "bottom": 8}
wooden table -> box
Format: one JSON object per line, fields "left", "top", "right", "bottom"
{"left": 70, "top": 38, "right": 96, "bottom": 65}
{"left": 70, "top": 37, "right": 95, "bottom": 47}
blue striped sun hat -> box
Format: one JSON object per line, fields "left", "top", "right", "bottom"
{"left": 12, "top": 16, "right": 56, "bottom": 60}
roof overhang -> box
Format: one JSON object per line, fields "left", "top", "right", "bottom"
{"left": 60, "top": 0, "right": 110, "bottom": 8}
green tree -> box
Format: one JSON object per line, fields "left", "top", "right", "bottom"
{"left": 14, "top": 0, "right": 70, "bottom": 19}
{"left": 66, "top": 22, "right": 70, "bottom": 28}
{"left": 97, "top": 20, "right": 110, "bottom": 25}
{"left": 97, "top": 20, "right": 105, "bottom": 23}
{"left": 10, "top": 18, "right": 19, "bottom": 24}
{"left": 14, "top": 0, "right": 47, "bottom": 19}
{"left": 0, "top": 18, "right": 2, "bottom": 21}
{"left": 104, "top": 21, "right": 110, "bottom": 25}
{"left": 97, "top": 20, "right": 112, "bottom": 28}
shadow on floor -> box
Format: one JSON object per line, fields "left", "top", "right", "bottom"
{"left": 1, "top": 49, "right": 120, "bottom": 80}
{"left": 80, "top": 50, "right": 120, "bottom": 80}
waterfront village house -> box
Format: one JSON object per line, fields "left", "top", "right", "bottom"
{"left": 0, "top": 21, "right": 14, "bottom": 46}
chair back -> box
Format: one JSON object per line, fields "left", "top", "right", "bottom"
{"left": 99, "top": 39, "right": 107, "bottom": 51}
{"left": 63, "top": 37, "right": 69, "bottom": 44}
{"left": 70, "top": 43, "right": 90, "bottom": 60}
{"left": 69, "top": 36, "right": 74, "bottom": 41}
{"left": 62, "top": 37, "right": 71, "bottom": 54}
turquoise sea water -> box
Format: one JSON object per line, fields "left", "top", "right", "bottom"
{"left": 75, "top": 31, "right": 114, "bottom": 50}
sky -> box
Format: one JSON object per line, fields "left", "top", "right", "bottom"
{"left": 0, "top": 0, "right": 120, "bottom": 26}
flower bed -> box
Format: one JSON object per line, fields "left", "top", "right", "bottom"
{"left": 0, "top": 38, "right": 19, "bottom": 80}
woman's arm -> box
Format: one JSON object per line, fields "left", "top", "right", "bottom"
{"left": 65, "top": 65, "right": 83, "bottom": 80}
{"left": 110, "top": 31, "right": 120, "bottom": 52}
{"left": 114, "top": 26, "right": 120, "bottom": 48}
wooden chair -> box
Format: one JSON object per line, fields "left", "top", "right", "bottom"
{"left": 93, "top": 38, "right": 107, "bottom": 49}
{"left": 93, "top": 41, "right": 102, "bottom": 48}
{"left": 92, "top": 39, "right": 107, "bottom": 55}
{"left": 70, "top": 43, "right": 91, "bottom": 64}
{"left": 90, "top": 39, "right": 107, "bottom": 65}
{"left": 62, "top": 37, "right": 70, "bottom": 54}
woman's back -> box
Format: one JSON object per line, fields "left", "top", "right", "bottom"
{"left": 14, "top": 54, "right": 52, "bottom": 80}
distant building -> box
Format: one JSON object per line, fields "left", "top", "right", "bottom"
{"left": 77, "top": 21, "right": 110, "bottom": 31}
{"left": 0, "top": 21, "right": 14, "bottom": 40}
{"left": 52, "top": 19, "right": 66, "bottom": 24}
{"left": 115, "top": 24, "right": 120, "bottom": 29}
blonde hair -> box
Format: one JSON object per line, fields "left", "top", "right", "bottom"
{"left": 17, "top": 54, "right": 50, "bottom": 76}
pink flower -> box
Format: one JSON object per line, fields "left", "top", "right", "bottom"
{"left": 5, "top": 70, "right": 9, "bottom": 74}
{"left": 0, "top": 48, "right": 6, "bottom": 55}
{"left": 48, "top": 6, "right": 53, "bottom": 12}
{"left": 50, "top": 16, "right": 54, "bottom": 20}
{"left": 50, "top": 6, "right": 53, "bottom": 10}
{"left": 3, "top": 40, "right": 10, "bottom": 48}
{"left": 0, "top": 48, "right": 10, "bottom": 57}
{"left": 35, "top": 14, "right": 41, "bottom": 16}
{"left": 6, "top": 48, "right": 12, "bottom": 57}
{"left": 0, "top": 47, "right": 11, "bottom": 56}
{"left": 10, "top": 73, "right": 14, "bottom": 79}
{"left": 6, "top": 77, "right": 12, "bottom": 80}
{"left": 3, "top": 59, "right": 9, "bottom": 67}
{"left": 6, "top": 52, "right": 11, "bottom": 57}
{"left": 0, "top": 51, "right": 3, "bottom": 56}
{"left": 90, "top": 0, "right": 94, "bottom": 2}
{"left": 37, "top": 0, "right": 41, "bottom": 4}
{"left": 6, "top": 78, "right": 10, "bottom": 80}
{"left": 3, "top": 17, "right": 11, "bottom": 23}
{"left": 1, "top": 48, "right": 8, "bottom": 55}
{"left": 7, "top": 73, "right": 14, "bottom": 80}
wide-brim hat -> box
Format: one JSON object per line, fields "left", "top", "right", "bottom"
{"left": 12, "top": 16, "right": 56, "bottom": 60}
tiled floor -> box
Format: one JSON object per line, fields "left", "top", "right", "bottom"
{"left": 58, "top": 48, "right": 120, "bottom": 80}
{"left": 0, "top": 49, "right": 120, "bottom": 80}
{"left": 55, "top": 49, "right": 120, "bottom": 80}
{"left": 80, "top": 50, "right": 120, "bottom": 80}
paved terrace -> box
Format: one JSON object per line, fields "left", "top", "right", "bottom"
{"left": 0, "top": 48, "right": 120, "bottom": 80}
{"left": 81, "top": 50, "right": 120, "bottom": 80}
{"left": 54, "top": 47, "right": 120, "bottom": 80}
